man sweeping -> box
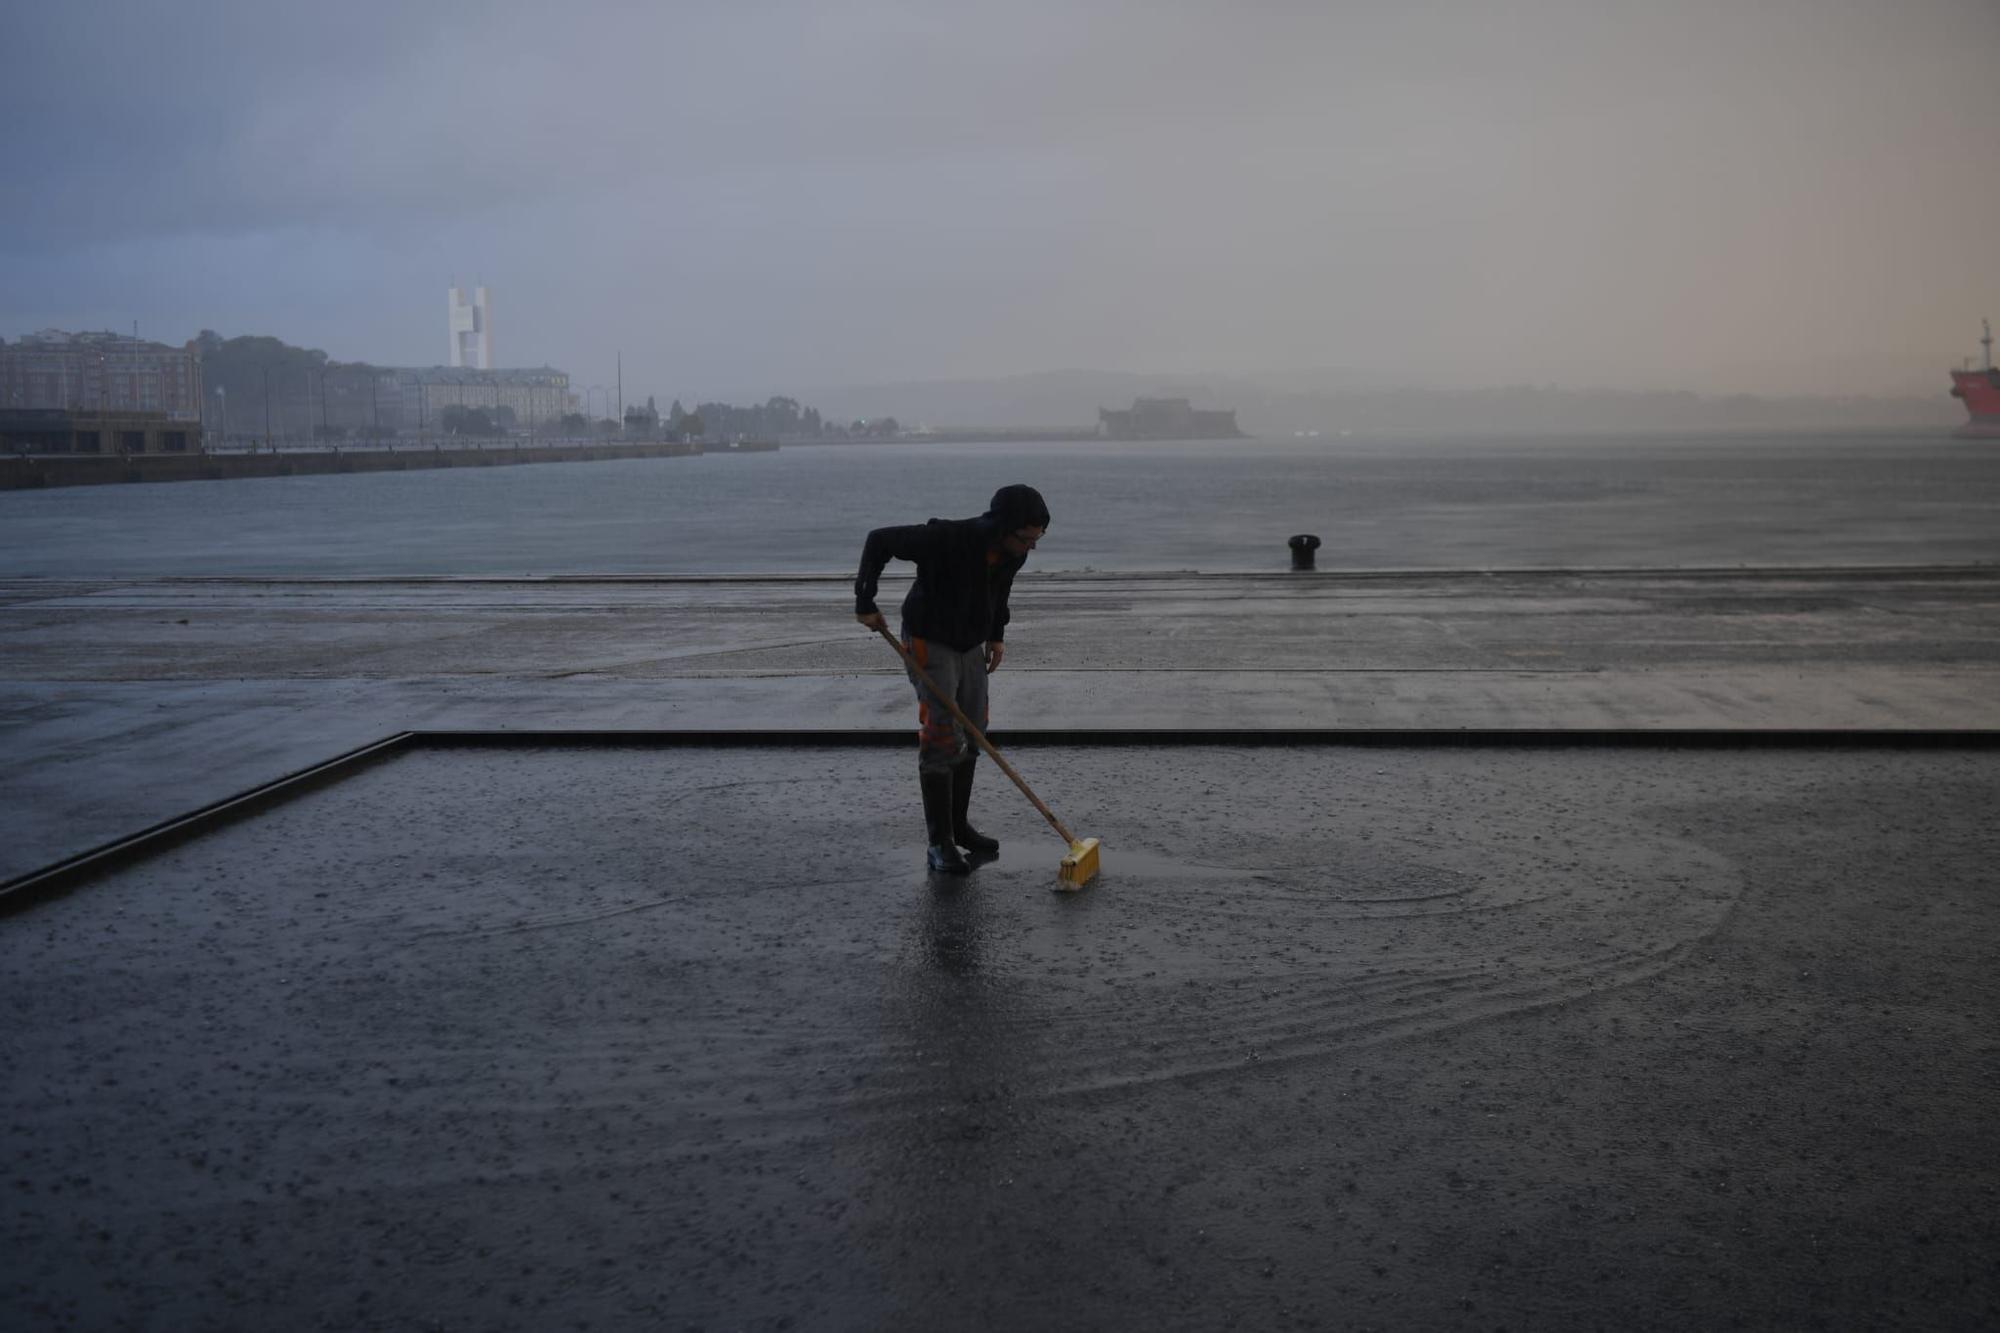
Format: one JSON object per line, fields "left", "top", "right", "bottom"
{"left": 855, "top": 483, "right": 1050, "bottom": 875}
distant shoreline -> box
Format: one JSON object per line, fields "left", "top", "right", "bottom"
{"left": 0, "top": 439, "right": 709, "bottom": 491}
{"left": 790, "top": 425, "right": 1963, "bottom": 444}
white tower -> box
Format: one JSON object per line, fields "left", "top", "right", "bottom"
{"left": 447, "top": 284, "right": 491, "bottom": 369}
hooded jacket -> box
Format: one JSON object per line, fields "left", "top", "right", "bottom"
{"left": 854, "top": 514, "right": 1024, "bottom": 652}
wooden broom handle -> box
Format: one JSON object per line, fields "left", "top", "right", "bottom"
{"left": 874, "top": 625, "right": 1077, "bottom": 845}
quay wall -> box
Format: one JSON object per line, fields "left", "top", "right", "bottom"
{"left": 0, "top": 440, "right": 709, "bottom": 490}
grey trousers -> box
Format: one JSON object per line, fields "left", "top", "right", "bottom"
{"left": 903, "top": 635, "right": 989, "bottom": 773}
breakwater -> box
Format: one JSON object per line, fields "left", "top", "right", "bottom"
{"left": 0, "top": 439, "right": 720, "bottom": 491}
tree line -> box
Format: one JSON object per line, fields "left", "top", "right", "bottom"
{"left": 618, "top": 395, "right": 899, "bottom": 441}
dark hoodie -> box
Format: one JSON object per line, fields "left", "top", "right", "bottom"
{"left": 854, "top": 484, "right": 1050, "bottom": 652}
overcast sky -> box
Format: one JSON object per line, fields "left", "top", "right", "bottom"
{"left": 3, "top": 0, "right": 1995, "bottom": 398}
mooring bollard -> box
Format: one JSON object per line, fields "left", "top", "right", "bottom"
{"left": 1288, "top": 533, "right": 1321, "bottom": 570}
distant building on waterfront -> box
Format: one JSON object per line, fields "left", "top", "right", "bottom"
{"left": 448, "top": 285, "right": 491, "bottom": 370}
{"left": 0, "top": 330, "right": 204, "bottom": 454}
{"left": 289, "top": 364, "right": 575, "bottom": 436}
{"left": 1098, "top": 397, "right": 1245, "bottom": 440}
{"left": 193, "top": 330, "right": 575, "bottom": 443}
{"left": 1, "top": 326, "right": 576, "bottom": 451}
{"left": 384, "top": 366, "right": 572, "bottom": 432}
{"left": 1, "top": 330, "right": 203, "bottom": 419}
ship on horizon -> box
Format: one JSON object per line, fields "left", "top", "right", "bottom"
{"left": 1950, "top": 318, "right": 1999, "bottom": 438}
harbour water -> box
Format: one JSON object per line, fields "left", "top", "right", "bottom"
{"left": 1, "top": 432, "right": 1995, "bottom": 577}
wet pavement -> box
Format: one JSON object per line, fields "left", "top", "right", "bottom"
{"left": 3, "top": 743, "right": 1996, "bottom": 1328}
{"left": 2, "top": 567, "right": 1997, "bottom": 880}
{"left": 2, "top": 570, "right": 1998, "bottom": 1327}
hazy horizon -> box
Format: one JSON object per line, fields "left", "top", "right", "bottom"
{"left": 5, "top": 0, "right": 1996, "bottom": 404}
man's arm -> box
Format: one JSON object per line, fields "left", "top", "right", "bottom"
{"left": 855, "top": 522, "right": 937, "bottom": 625}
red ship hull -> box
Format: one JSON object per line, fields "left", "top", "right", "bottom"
{"left": 1950, "top": 368, "right": 2000, "bottom": 438}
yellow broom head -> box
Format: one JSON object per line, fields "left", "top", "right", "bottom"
{"left": 1055, "top": 837, "right": 1101, "bottom": 891}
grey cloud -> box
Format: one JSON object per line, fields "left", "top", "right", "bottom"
{"left": 3, "top": 0, "right": 1996, "bottom": 396}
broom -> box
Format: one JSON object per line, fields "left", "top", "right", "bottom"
{"left": 873, "top": 625, "right": 1101, "bottom": 890}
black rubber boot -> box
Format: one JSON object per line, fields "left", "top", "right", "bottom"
{"left": 920, "top": 769, "right": 970, "bottom": 875}
{"left": 951, "top": 755, "right": 1000, "bottom": 856}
